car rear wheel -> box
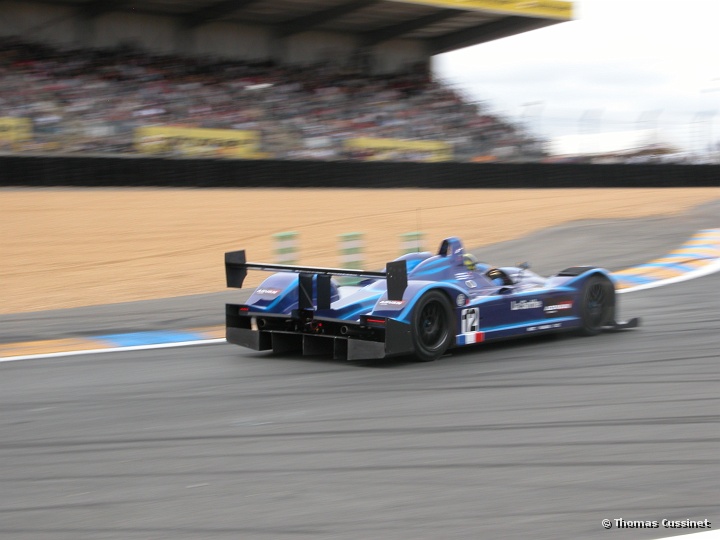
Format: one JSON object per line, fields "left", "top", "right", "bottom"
{"left": 578, "top": 275, "right": 615, "bottom": 336}
{"left": 411, "top": 291, "right": 454, "bottom": 361}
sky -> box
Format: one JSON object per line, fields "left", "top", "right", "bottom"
{"left": 433, "top": 0, "right": 720, "bottom": 154}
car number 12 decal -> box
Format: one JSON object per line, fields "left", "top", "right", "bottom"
{"left": 461, "top": 308, "right": 480, "bottom": 334}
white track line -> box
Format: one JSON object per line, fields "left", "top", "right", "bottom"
{"left": 663, "top": 531, "right": 720, "bottom": 539}
{"left": 0, "top": 338, "right": 226, "bottom": 364}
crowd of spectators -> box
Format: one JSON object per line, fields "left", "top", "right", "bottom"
{"left": 0, "top": 37, "right": 541, "bottom": 161}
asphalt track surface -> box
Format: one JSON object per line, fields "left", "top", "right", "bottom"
{"left": 2, "top": 205, "right": 719, "bottom": 540}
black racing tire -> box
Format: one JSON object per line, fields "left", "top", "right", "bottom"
{"left": 577, "top": 275, "right": 615, "bottom": 336}
{"left": 411, "top": 290, "right": 454, "bottom": 362}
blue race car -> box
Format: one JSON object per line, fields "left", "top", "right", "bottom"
{"left": 225, "top": 237, "right": 639, "bottom": 362}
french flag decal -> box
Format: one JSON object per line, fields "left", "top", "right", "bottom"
{"left": 458, "top": 332, "right": 485, "bottom": 346}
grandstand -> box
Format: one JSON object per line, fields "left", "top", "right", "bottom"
{"left": 0, "top": 0, "right": 573, "bottom": 162}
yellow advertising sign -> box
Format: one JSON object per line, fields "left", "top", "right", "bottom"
{"left": 344, "top": 137, "right": 452, "bottom": 162}
{"left": 0, "top": 117, "right": 32, "bottom": 142}
{"left": 135, "top": 126, "right": 266, "bottom": 159}
{"left": 387, "top": 0, "right": 573, "bottom": 20}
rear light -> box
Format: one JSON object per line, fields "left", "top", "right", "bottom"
{"left": 363, "top": 316, "right": 386, "bottom": 326}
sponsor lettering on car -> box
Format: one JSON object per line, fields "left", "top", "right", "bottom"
{"left": 510, "top": 299, "right": 542, "bottom": 310}
{"left": 255, "top": 288, "right": 281, "bottom": 296}
{"left": 543, "top": 299, "right": 573, "bottom": 317}
{"left": 378, "top": 299, "right": 405, "bottom": 307}
{"left": 527, "top": 323, "right": 562, "bottom": 332}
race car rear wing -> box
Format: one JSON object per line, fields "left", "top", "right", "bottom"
{"left": 225, "top": 250, "right": 408, "bottom": 307}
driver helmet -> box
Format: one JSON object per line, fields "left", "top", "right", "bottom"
{"left": 486, "top": 268, "right": 509, "bottom": 286}
{"left": 463, "top": 253, "right": 479, "bottom": 272}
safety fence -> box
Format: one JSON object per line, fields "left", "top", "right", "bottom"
{"left": 1, "top": 155, "right": 719, "bottom": 188}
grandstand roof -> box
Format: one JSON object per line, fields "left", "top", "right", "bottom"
{"left": 31, "top": 0, "right": 573, "bottom": 54}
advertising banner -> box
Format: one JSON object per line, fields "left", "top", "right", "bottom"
{"left": 135, "top": 126, "right": 266, "bottom": 159}
{"left": 0, "top": 117, "right": 32, "bottom": 143}
{"left": 344, "top": 137, "right": 453, "bottom": 162}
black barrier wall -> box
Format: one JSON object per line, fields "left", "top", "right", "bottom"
{"left": 1, "top": 155, "right": 718, "bottom": 188}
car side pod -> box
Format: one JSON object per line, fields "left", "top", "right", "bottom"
{"left": 604, "top": 317, "right": 641, "bottom": 332}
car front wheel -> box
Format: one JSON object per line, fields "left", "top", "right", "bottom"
{"left": 578, "top": 275, "right": 615, "bottom": 336}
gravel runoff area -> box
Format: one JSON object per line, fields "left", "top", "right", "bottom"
{"left": 2, "top": 188, "right": 719, "bottom": 316}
